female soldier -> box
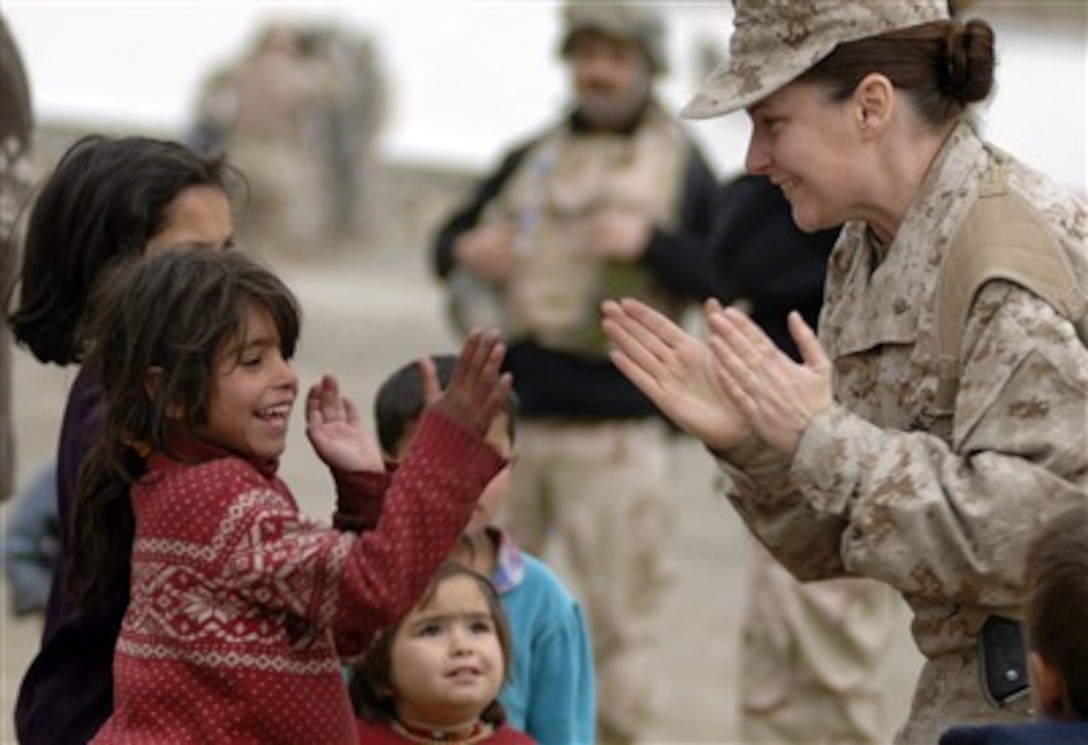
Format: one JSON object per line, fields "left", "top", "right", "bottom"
{"left": 601, "top": 2, "right": 1088, "bottom": 743}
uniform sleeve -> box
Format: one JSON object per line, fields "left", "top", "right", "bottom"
{"left": 729, "top": 281, "right": 1088, "bottom": 606}
{"left": 525, "top": 600, "right": 597, "bottom": 745}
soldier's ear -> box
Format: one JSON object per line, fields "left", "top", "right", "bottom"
{"left": 853, "top": 73, "right": 893, "bottom": 139}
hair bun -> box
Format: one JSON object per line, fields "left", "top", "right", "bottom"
{"left": 942, "top": 19, "right": 995, "bottom": 104}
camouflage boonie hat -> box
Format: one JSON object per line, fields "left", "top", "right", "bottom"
{"left": 560, "top": 0, "right": 668, "bottom": 74}
{"left": 683, "top": 0, "right": 948, "bottom": 119}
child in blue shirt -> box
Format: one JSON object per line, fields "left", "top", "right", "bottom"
{"left": 372, "top": 354, "right": 597, "bottom": 745}
{"left": 940, "top": 506, "right": 1088, "bottom": 745}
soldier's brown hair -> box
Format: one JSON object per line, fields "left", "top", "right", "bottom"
{"left": 799, "top": 18, "right": 995, "bottom": 128}
{"left": 1024, "top": 506, "right": 1088, "bottom": 719}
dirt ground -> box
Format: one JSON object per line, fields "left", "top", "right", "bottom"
{"left": 0, "top": 243, "right": 924, "bottom": 744}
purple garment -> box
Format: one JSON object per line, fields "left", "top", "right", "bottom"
{"left": 940, "top": 720, "right": 1088, "bottom": 745}
{"left": 15, "top": 367, "right": 129, "bottom": 745}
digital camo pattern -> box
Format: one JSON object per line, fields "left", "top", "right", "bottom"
{"left": 718, "top": 121, "right": 1088, "bottom": 743}
{"left": 684, "top": 0, "right": 948, "bottom": 119}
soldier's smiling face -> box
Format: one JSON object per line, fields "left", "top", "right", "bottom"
{"left": 744, "top": 81, "right": 871, "bottom": 234}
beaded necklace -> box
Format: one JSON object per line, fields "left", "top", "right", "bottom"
{"left": 390, "top": 718, "right": 495, "bottom": 745}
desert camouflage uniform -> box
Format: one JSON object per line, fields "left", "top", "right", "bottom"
{"left": 1, "top": 16, "right": 33, "bottom": 502}
{"left": 717, "top": 121, "right": 1088, "bottom": 744}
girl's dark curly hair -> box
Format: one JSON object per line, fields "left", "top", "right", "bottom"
{"left": 66, "top": 248, "right": 300, "bottom": 610}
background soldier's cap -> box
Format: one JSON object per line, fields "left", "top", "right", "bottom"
{"left": 682, "top": 0, "right": 949, "bottom": 120}
{"left": 560, "top": 0, "right": 668, "bottom": 74}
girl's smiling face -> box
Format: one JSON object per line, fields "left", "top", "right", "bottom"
{"left": 192, "top": 303, "right": 298, "bottom": 460}
{"left": 387, "top": 574, "right": 505, "bottom": 730}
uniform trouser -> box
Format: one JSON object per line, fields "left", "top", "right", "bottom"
{"left": 740, "top": 540, "right": 899, "bottom": 744}
{"left": 503, "top": 418, "right": 675, "bottom": 744}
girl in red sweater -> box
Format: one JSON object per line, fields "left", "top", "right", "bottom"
{"left": 351, "top": 560, "right": 536, "bottom": 744}
{"left": 70, "top": 249, "right": 511, "bottom": 744}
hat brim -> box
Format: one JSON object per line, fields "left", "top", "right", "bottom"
{"left": 681, "top": 46, "right": 832, "bottom": 120}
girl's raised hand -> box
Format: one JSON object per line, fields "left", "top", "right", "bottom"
{"left": 305, "top": 374, "right": 384, "bottom": 472}
{"left": 430, "top": 328, "right": 512, "bottom": 437}
{"left": 601, "top": 298, "right": 750, "bottom": 451}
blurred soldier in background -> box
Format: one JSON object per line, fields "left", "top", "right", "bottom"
{"left": 192, "top": 21, "right": 339, "bottom": 258}
{"left": 432, "top": 2, "right": 718, "bottom": 741}
{"left": 300, "top": 27, "right": 387, "bottom": 243}
{"left": 1, "top": 13, "right": 33, "bottom": 503}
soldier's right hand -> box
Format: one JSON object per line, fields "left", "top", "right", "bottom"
{"left": 601, "top": 298, "right": 751, "bottom": 451}
{"left": 453, "top": 224, "right": 517, "bottom": 284}
{"left": 429, "top": 328, "right": 513, "bottom": 439}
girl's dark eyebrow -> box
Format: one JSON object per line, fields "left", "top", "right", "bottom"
{"left": 408, "top": 610, "right": 493, "bottom": 628}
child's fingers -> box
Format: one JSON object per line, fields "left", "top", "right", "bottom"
{"left": 419, "top": 356, "right": 442, "bottom": 404}
{"left": 456, "top": 328, "right": 502, "bottom": 393}
{"left": 448, "top": 328, "right": 480, "bottom": 390}
{"left": 342, "top": 396, "right": 360, "bottom": 428}
{"left": 306, "top": 383, "right": 324, "bottom": 426}
{"left": 306, "top": 375, "right": 332, "bottom": 417}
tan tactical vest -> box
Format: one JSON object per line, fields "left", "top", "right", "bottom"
{"left": 483, "top": 103, "right": 689, "bottom": 357}
{"left": 933, "top": 157, "right": 1088, "bottom": 419}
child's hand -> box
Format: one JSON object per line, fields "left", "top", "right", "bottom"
{"left": 430, "top": 329, "right": 512, "bottom": 437}
{"left": 305, "top": 374, "right": 384, "bottom": 472}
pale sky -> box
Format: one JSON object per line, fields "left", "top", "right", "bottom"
{"left": 3, "top": 1, "right": 1086, "bottom": 187}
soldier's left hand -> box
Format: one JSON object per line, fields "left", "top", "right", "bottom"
{"left": 585, "top": 209, "right": 652, "bottom": 261}
{"left": 706, "top": 306, "right": 833, "bottom": 454}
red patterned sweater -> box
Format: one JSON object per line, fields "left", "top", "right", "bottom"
{"left": 91, "top": 412, "right": 505, "bottom": 744}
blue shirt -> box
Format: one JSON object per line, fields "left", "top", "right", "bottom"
{"left": 490, "top": 528, "right": 596, "bottom": 745}
{"left": 940, "top": 720, "right": 1088, "bottom": 744}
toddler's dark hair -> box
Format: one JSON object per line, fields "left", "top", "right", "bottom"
{"left": 349, "top": 560, "right": 514, "bottom": 726}
{"left": 374, "top": 354, "right": 519, "bottom": 458}
{"left": 1024, "top": 506, "right": 1088, "bottom": 719}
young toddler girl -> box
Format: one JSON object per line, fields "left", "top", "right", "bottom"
{"left": 350, "top": 560, "right": 536, "bottom": 744}
{"left": 72, "top": 248, "right": 510, "bottom": 743}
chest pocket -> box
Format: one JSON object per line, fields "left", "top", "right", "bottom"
{"left": 823, "top": 233, "right": 951, "bottom": 440}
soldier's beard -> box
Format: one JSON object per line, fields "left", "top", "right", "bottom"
{"left": 576, "top": 70, "right": 651, "bottom": 131}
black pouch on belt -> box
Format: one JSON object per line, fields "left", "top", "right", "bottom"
{"left": 979, "top": 615, "right": 1030, "bottom": 707}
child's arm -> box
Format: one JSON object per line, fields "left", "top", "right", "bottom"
{"left": 332, "top": 409, "right": 506, "bottom": 655}
{"left": 217, "top": 331, "right": 510, "bottom": 655}
{"left": 332, "top": 330, "right": 513, "bottom": 654}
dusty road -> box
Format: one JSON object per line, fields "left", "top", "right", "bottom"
{"left": 1, "top": 244, "right": 923, "bottom": 743}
